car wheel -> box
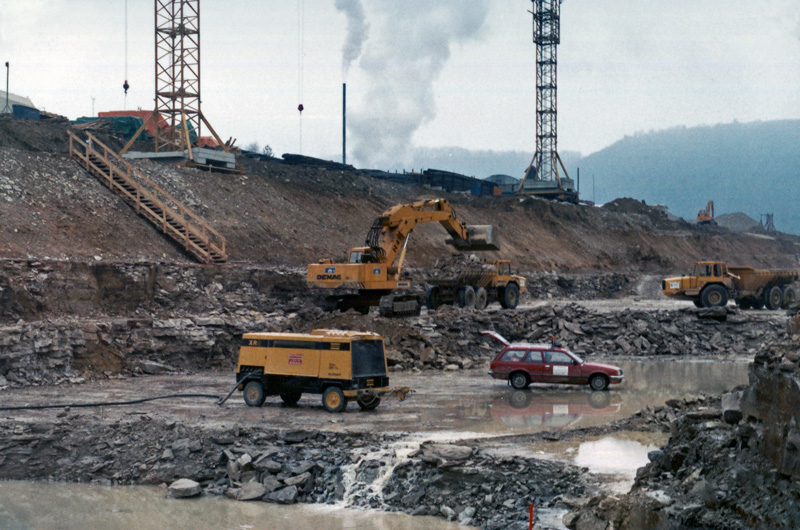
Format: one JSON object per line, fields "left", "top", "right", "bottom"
{"left": 510, "top": 371, "right": 530, "bottom": 390}
{"left": 588, "top": 391, "right": 611, "bottom": 409}
{"left": 280, "top": 391, "right": 302, "bottom": 406}
{"left": 322, "top": 386, "right": 347, "bottom": 413}
{"left": 243, "top": 381, "right": 265, "bottom": 407}
{"left": 589, "top": 374, "right": 609, "bottom": 391}
{"left": 510, "top": 390, "right": 530, "bottom": 409}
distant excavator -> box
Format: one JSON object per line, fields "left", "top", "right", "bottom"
{"left": 307, "top": 198, "right": 499, "bottom": 317}
{"left": 696, "top": 201, "right": 715, "bottom": 225}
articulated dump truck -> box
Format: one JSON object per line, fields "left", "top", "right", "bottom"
{"left": 425, "top": 260, "right": 526, "bottom": 310}
{"left": 662, "top": 260, "right": 800, "bottom": 309}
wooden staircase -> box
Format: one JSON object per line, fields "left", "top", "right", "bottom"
{"left": 68, "top": 131, "right": 227, "bottom": 264}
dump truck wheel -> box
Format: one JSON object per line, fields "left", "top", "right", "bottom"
{"left": 458, "top": 286, "right": 476, "bottom": 308}
{"left": 425, "top": 286, "right": 442, "bottom": 310}
{"left": 700, "top": 285, "right": 728, "bottom": 308}
{"left": 782, "top": 285, "right": 798, "bottom": 309}
{"left": 692, "top": 300, "right": 703, "bottom": 308}
{"left": 589, "top": 374, "right": 609, "bottom": 391}
{"left": 474, "top": 287, "right": 488, "bottom": 310}
{"left": 280, "top": 391, "right": 302, "bottom": 406}
{"left": 243, "top": 381, "right": 265, "bottom": 407}
{"left": 510, "top": 371, "right": 530, "bottom": 390}
{"left": 764, "top": 285, "right": 783, "bottom": 310}
{"left": 498, "top": 287, "right": 509, "bottom": 308}
{"left": 502, "top": 283, "right": 520, "bottom": 309}
{"left": 357, "top": 395, "right": 381, "bottom": 411}
{"left": 322, "top": 387, "right": 346, "bottom": 413}
{"left": 737, "top": 298, "right": 752, "bottom": 310}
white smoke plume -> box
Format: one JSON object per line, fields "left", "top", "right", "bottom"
{"left": 349, "top": 1, "right": 491, "bottom": 168}
{"left": 334, "top": 0, "right": 369, "bottom": 79}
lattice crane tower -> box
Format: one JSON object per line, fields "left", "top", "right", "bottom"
{"left": 518, "top": 0, "right": 576, "bottom": 202}
{"left": 122, "top": 0, "right": 232, "bottom": 169}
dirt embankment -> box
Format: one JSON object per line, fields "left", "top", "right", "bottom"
{"left": 2, "top": 117, "right": 800, "bottom": 272}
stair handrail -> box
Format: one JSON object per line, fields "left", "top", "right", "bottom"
{"left": 68, "top": 130, "right": 227, "bottom": 259}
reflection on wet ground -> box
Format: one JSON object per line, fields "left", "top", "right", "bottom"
{"left": 483, "top": 358, "right": 749, "bottom": 434}
{"left": 524, "top": 432, "right": 667, "bottom": 492}
{"left": 0, "top": 481, "right": 471, "bottom": 530}
{"left": 2, "top": 359, "right": 750, "bottom": 438}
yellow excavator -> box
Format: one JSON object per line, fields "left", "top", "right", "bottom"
{"left": 307, "top": 198, "right": 499, "bottom": 316}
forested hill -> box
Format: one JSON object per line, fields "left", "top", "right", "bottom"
{"left": 578, "top": 120, "right": 800, "bottom": 234}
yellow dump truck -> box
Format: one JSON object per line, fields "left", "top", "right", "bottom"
{"left": 662, "top": 261, "right": 800, "bottom": 309}
{"left": 236, "top": 329, "right": 409, "bottom": 412}
{"left": 425, "top": 260, "right": 527, "bottom": 310}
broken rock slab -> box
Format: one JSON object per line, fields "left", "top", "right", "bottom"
{"left": 421, "top": 444, "right": 473, "bottom": 461}
{"left": 135, "top": 360, "right": 177, "bottom": 375}
{"left": 721, "top": 391, "right": 743, "bottom": 425}
{"left": 264, "top": 485, "right": 299, "bottom": 504}
{"left": 237, "top": 481, "right": 266, "bottom": 501}
{"left": 168, "top": 478, "right": 202, "bottom": 498}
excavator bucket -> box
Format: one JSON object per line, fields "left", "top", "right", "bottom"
{"left": 447, "top": 225, "right": 499, "bottom": 251}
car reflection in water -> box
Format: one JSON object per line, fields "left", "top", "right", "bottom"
{"left": 491, "top": 389, "right": 622, "bottom": 430}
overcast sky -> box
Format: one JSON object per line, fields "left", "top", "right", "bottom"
{"left": 2, "top": 0, "right": 800, "bottom": 168}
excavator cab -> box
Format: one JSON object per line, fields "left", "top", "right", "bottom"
{"left": 349, "top": 247, "right": 380, "bottom": 264}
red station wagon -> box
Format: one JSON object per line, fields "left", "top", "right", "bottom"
{"left": 483, "top": 331, "right": 624, "bottom": 391}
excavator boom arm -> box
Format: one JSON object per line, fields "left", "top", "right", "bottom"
{"left": 365, "top": 199, "right": 497, "bottom": 269}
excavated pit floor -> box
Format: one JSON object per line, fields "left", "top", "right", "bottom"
{"left": 3, "top": 358, "right": 749, "bottom": 435}
{"left": 0, "top": 357, "right": 751, "bottom": 529}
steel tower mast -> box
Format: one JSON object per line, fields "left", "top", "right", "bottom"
{"left": 518, "top": 0, "right": 576, "bottom": 202}
{"left": 121, "top": 0, "right": 232, "bottom": 169}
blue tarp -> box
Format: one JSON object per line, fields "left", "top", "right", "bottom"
{"left": 12, "top": 105, "right": 40, "bottom": 121}
{"left": 73, "top": 116, "right": 149, "bottom": 142}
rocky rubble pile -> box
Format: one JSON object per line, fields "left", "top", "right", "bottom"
{"left": 1, "top": 259, "right": 787, "bottom": 387}
{"left": 368, "top": 304, "right": 786, "bottom": 371}
{"left": 0, "top": 416, "right": 598, "bottom": 530}
{"left": 564, "top": 341, "right": 800, "bottom": 530}
{"left": 523, "top": 270, "right": 635, "bottom": 300}
{"left": 1, "top": 298, "right": 786, "bottom": 387}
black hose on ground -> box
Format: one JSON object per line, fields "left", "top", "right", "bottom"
{"left": 0, "top": 393, "right": 222, "bottom": 411}
{"left": 217, "top": 380, "right": 243, "bottom": 406}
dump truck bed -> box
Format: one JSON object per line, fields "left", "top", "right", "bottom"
{"left": 427, "top": 264, "right": 497, "bottom": 288}
{"left": 729, "top": 267, "right": 800, "bottom": 291}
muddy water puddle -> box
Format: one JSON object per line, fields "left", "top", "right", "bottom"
{"left": 3, "top": 359, "right": 750, "bottom": 437}
{"left": 0, "top": 480, "right": 472, "bottom": 530}
{"left": 424, "top": 358, "right": 749, "bottom": 435}
{"left": 527, "top": 431, "right": 667, "bottom": 491}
